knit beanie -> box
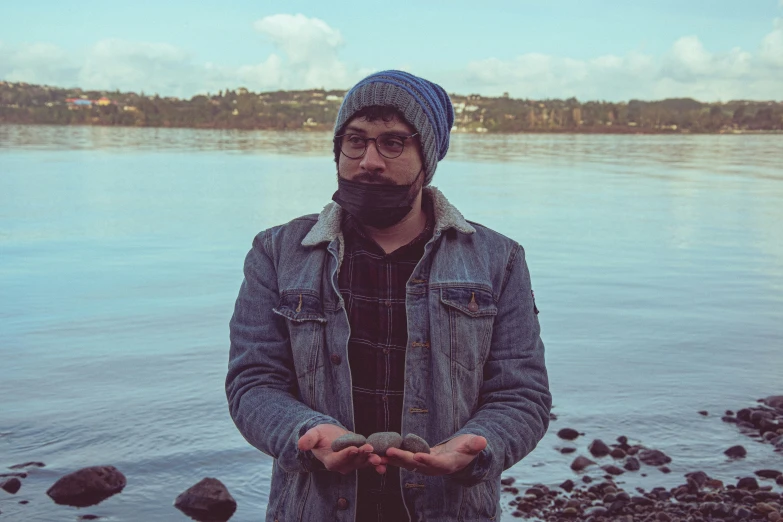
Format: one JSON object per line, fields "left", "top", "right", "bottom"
{"left": 333, "top": 70, "right": 455, "bottom": 186}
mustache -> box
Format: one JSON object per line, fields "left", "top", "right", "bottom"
{"left": 351, "top": 171, "right": 398, "bottom": 185}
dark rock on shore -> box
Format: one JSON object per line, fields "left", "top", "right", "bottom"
{"left": 623, "top": 456, "right": 640, "bottom": 471}
{"left": 400, "top": 433, "right": 430, "bottom": 454}
{"left": 0, "top": 472, "right": 27, "bottom": 479}
{"left": 1, "top": 477, "right": 22, "bottom": 494}
{"left": 637, "top": 448, "right": 671, "bottom": 466}
{"left": 755, "top": 469, "right": 782, "bottom": 479}
{"left": 9, "top": 461, "right": 45, "bottom": 470}
{"left": 725, "top": 444, "right": 747, "bottom": 458}
{"left": 330, "top": 433, "right": 366, "bottom": 452}
{"left": 556, "top": 428, "right": 579, "bottom": 441}
{"left": 558, "top": 447, "right": 576, "bottom": 454}
{"left": 570, "top": 455, "right": 595, "bottom": 472}
{"left": 46, "top": 465, "right": 126, "bottom": 507}
{"left": 174, "top": 477, "right": 237, "bottom": 522}
{"left": 588, "top": 439, "right": 610, "bottom": 458}
{"left": 366, "top": 432, "right": 402, "bottom": 457}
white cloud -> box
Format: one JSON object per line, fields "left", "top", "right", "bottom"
{"left": 455, "top": 19, "right": 783, "bottom": 101}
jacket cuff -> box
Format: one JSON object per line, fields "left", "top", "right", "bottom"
{"left": 450, "top": 442, "right": 493, "bottom": 487}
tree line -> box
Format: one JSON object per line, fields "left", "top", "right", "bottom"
{"left": 1, "top": 81, "right": 781, "bottom": 133}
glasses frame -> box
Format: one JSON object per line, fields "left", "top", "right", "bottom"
{"left": 334, "top": 132, "right": 419, "bottom": 160}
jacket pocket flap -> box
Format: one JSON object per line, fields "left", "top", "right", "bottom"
{"left": 273, "top": 292, "right": 327, "bottom": 323}
{"left": 440, "top": 287, "right": 498, "bottom": 318}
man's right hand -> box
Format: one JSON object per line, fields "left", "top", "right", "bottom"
{"left": 297, "top": 424, "right": 381, "bottom": 475}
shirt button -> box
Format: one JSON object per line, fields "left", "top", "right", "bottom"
{"left": 383, "top": 348, "right": 390, "bottom": 355}
{"left": 382, "top": 395, "right": 388, "bottom": 402}
{"left": 384, "top": 300, "right": 392, "bottom": 307}
{"left": 330, "top": 354, "right": 342, "bottom": 365}
{"left": 337, "top": 497, "right": 349, "bottom": 510}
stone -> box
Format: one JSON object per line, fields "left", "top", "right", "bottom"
{"left": 174, "top": 477, "right": 236, "bottom": 522}
{"left": 602, "top": 465, "right": 624, "bottom": 476}
{"left": 46, "top": 466, "right": 126, "bottom": 507}
{"left": 1, "top": 477, "right": 22, "bottom": 494}
{"left": 588, "top": 439, "right": 611, "bottom": 458}
{"left": 367, "top": 432, "right": 402, "bottom": 457}
{"left": 559, "top": 479, "right": 574, "bottom": 492}
{"left": 698, "top": 410, "right": 708, "bottom": 416}
{"left": 500, "top": 477, "right": 515, "bottom": 486}
{"left": 762, "top": 396, "right": 783, "bottom": 409}
{"left": 737, "top": 476, "right": 759, "bottom": 490}
{"left": 637, "top": 449, "right": 671, "bottom": 466}
{"left": 559, "top": 447, "right": 576, "bottom": 454}
{"left": 768, "top": 511, "right": 781, "bottom": 522}
{"left": 400, "top": 433, "right": 430, "bottom": 454}
{"left": 570, "top": 455, "right": 596, "bottom": 472}
{"left": 330, "top": 433, "right": 366, "bottom": 452}
{"left": 557, "top": 428, "right": 579, "bottom": 440}
{"left": 755, "top": 469, "right": 782, "bottom": 479}
{"left": 623, "top": 457, "right": 640, "bottom": 471}
{"left": 9, "top": 461, "right": 45, "bottom": 470}
{"left": 610, "top": 448, "right": 626, "bottom": 459}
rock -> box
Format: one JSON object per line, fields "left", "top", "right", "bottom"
{"left": 737, "top": 477, "right": 759, "bottom": 490}
{"left": 9, "top": 461, "right": 45, "bottom": 470}
{"left": 762, "top": 396, "right": 783, "bottom": 409}
{"left": 46, "top": 465, "right": 126, "bottom": 507}
{"left": 366, "top": 432, "right": 402, "bottom": 457}
{"left": 659, "top": 465, "right": 671, "bottom": 473}
{"left": 725, "top": 445, "right": 747, "bottom": 458}
{"left": 330, "top": 433, "right": 366, "bottom": 452}
{"left": 559, "top": 479, "right": 574, "bottom": 492}
{"left": 755, "top": 469, "right": 782, "bottom": 479}
{"left": 1, "top": 477, "right": 22, "bottom": 494}
{"left": 557, "top": 428, "right": 579, "bottom": 441}
{"left": 500, "top": 477, "right": 515, "bottom": 486}
{"left": 610, "top": 448, "right": 626, "bottom": 459}
{"left": 722, "top": 415, "right": 738, "bottom": 423}
{"left": 400, "top": 433, "right": 430, "bottom": 454}
{"left": 588, "top": 439, "right": 611, "bottom": 458}
{"left": 698, "top": 410, "right": 708, "bottom": 416}
{"left": 638, "top": 449, "right": 671, "bottom": 466}
{"left": 584, "top": 506, "right": 608, "bottom": 516}
{"left": 686, "top": 471, "right": 708, "bottom": 489}
{"left": 174, "top": 477, "right": 236, "bottom": 522}
{"left": 78, "top": 516, "right": 101, "bottom": 521}
{"left": 768, "top": 511, "right": 781, "bottom": 522}
{"left": 570, "top": 456, "right": 596, "bottom": 472}
{"left": 777, "top": 475, "right": 783, "bottom": 485}
{"left": 623, "top": 457, "right": 640, "bottom": 471}
{"left": 559, "top": 447, "right": 576, "bottom": 454}
{"left": 0, "top": 472, "right": 27, "bottom": 479}
{"left": 602, "top": 465, "right": 624, "bottom": 476}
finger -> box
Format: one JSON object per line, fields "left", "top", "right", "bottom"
{"left": 461, "top": 435, "right": 487, "bottom": 455}
{"left": 373, "top": 464, "right": 387, "bottom": 475}
{"left": 412, "top": 453, "right": 450, "bottom": 471}
{"left": 297, "top": 427, "right": 321, "bottom": 451}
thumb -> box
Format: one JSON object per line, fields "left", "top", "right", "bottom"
{"left": 460, "top": 435, "right": 487, "bottom": 455}
{"left": 298, "top": 426, "right": 321, "bottom": 451}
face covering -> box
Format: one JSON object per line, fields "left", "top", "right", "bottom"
{"left": 332, "top": 169, "right": 423, "bottom": 229}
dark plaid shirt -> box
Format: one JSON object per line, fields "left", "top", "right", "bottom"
{"left": 338, "top": 196, "right": 434, "bottom": 522}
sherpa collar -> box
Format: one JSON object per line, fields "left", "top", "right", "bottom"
{"left": 301, "top": 186, "right": 475, "bottom": 247}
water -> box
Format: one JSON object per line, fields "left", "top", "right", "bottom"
{"left": 1, "top": 125, "right": 782, "bottom": 521}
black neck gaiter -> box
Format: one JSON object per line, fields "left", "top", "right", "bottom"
{"left": 332, "top": 170, "right": 422, "bottom": 229}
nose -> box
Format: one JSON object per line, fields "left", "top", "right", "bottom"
{"left": 359, "top": 139, "right": 386, "bottom": 173}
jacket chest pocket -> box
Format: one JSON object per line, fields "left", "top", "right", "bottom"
{"left": 438, "top": 287, "right": 498, "bottom": 371}
{"left": 273, "top": 291, "right": 327, "bottom": 398}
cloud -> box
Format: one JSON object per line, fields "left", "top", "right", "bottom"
{"left": 454, "top": 19, "right": 783, "bottom": 101}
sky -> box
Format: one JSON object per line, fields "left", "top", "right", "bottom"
{"left": 1, "top": 0, "right": 782, "bottom": 101}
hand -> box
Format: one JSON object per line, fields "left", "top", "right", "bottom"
{"left": 297, "top": 424, "right": 382, "bottom": 475}
{"left": 383, "top": 434, "right": 487, "bottom": 476}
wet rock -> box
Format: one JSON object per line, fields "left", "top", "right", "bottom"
{"left": 559, "top": 479, "right": 574, "bottom": 492}
{"left": 638, "top": 449, "right": 671, "bottom": 466}
{"left": 777, "top": 475, "right": 783, "bottom": 486}
{"left": 559, "top": 447, "right": 576, "bottom": 454}
{"left": 570, "top": 455, "right": 596, "bottom": 472}
{"left": 722, "top": 415, "right": 738, "bottom": 423}
{"left": 330, "top": 433, "right": 366, "bottom": 452}
{"left": 0, "top": 472, "right": 27, "bottom": 479}
{"left": 1, "top": 477, "right": 22, "bottom": 494}
{"left": 78, "top": 516, "right": 101, "bottom": 521}
{"left": 698, "top": 410, "right": 708, "bottom": 416}
{"left": 174, "top": 477, "right": 236, "bottom": 522}
{"left": 659, "top": 465, "right": 671, "bottom": 473}
{"left": 755, "top": 469, "right": 782, "bottom": 479}
{"left": 400, "top": 433, "right": 430, "bottom": 454}
{"left": 623, "top": 457, "right": 640, "bottom": 472}
{"left": 588, "top": 439, "right": 611, "bottom": 458}
{"left": 557, "top": 428, "right": 579, "bottom": 441}
{"left": 500, "top": 476, "right": 515, "bottom": 486}
{"left": 9, "top": 461, "right": 45, "bottom": 470}
{"left": 763, "top": 395, "right": 783, "bottom": 408}
{"left": 602, "top": 465, "right": 624, "bottom": 476}
{"left": 46, "top": 465, "right": 126, "bottom": 507}
{"left": 686, "top": 470, "right": 708, "bottom": 490}
{"left": 737, "top": 476, "right": 759, "bottom": 490}
{"left": 610, "top": 447, "right": 626, "bottom": 459}
{"left": 366, "top": 432, "right": 402, "bottom": 457}
{"left": 724, "top": 444, "right": 747, "bottom": 458}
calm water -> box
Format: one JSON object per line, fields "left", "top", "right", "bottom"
{"left": 1, "top": 125, "right": 782, "bottom": 521}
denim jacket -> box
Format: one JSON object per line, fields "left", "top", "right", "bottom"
{"left": 226, "top": 187, "right": 551, "bottom": 522}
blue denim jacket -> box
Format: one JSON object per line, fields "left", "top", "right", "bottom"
{"left": 226, "top": 187, "right": 551, "bottom": 522}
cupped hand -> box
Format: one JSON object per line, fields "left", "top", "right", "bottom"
{"left": 383, "top": 434, "right": 486, "bottom": 476}
{"left": 297, "top": 424, "right": 382, "bottom": 475}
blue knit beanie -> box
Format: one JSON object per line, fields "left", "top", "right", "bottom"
{"left": 334, "top": 70, "right": 455, "bottom": 186}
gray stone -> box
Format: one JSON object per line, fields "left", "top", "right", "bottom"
{"left": 724, "top": 445, "right": 747, "bottom": 458}
{"left": 400, "top": 433, "right": 430, "bottom": 454}
{"left": 46, "top": 466, "right": 126, "bottom": 507}
{"left": 174, "top": 477, "right": 236, "bottom": 522}
{"left": 367, "top": 432, "right": 402, "bottom": 457}
{"left": 588, "top": 439, "right": 611, "bottom": 458}
{"left": 330, "top": 433, "right": 367, "bottom": 452}
{"left": 1, "top": 477, "right": 21, "bottom": 494}
{"left": 570, "top": 455, "right": 596, "bottom": 472}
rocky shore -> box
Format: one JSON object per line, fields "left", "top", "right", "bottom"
{"left": 500, "top": 395, "right": 783, "bottom": 521}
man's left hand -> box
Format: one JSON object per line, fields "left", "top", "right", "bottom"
{"left": 381, "top": 434, "right": 486, "bottom": 476}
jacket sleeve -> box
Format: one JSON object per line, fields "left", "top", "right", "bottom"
{"left": 449, "top": 243, "right": 552, "bottom": 486}
{"left": 226, "top": 231, "right": 344, "bottom": 473}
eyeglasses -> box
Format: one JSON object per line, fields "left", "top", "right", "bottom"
{"left": 334, "top": 132, "right": 419, "bottom": 160}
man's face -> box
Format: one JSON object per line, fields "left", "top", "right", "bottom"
{"left": 337, "top": 116, "right": 424, "bottom": 186}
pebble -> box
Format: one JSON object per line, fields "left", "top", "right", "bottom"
{"left": 174, "top": 477, "right": 236, "bottom": 522}
{"left": 366, "top": 432, "right": 402, "bottom": 457}
{"left": 400, "top": 433, "right": 430, "bottom": 454}
{"left": 725, "top": 444, "right": 747, "bottom": 458}
{"left": 570, "top": 456, "right": 595, "bottom": 472}
{"left": 330, "top": 433, "right": 366, "bottom": 452}
{"left": 588, "top": 439, "right": 610, "bottom": 458}
{"left": 1, "top": 477, "right": 21, "bottom": 494}
{"left": 557, "top": 428, "right": 579, "bottom": 440}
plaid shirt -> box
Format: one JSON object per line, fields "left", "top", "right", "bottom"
{"left": 338, "top": 195, "right": 434, "bottom": 522}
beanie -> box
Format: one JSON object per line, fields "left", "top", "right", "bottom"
{"left": 333, "top": 70, "right": 454, "bottom": 186}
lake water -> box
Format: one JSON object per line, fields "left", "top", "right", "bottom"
{"left": 1, "top": 125, "right": 782, "bottom": 521}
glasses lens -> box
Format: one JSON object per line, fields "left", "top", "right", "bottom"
{"left": 340, "top": 135, "right": 366, "bottom": 159}
{"left": 376, "top": 133, "right": 406, "bottom": 159}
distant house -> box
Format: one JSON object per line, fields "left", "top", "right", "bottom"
{"left": 66, "top": 98, "right": 93, "bottom": 108}
{"left": 96, "top": 97, "right": 112, "bottom": 106}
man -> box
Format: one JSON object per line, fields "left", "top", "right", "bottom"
{"left": 226, "top": 70, "right": 551, "bottom": 522}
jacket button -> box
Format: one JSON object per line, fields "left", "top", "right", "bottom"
{"left": 337, "top": 497, "right": 349, "bottom": 510}
{"left": 330, "top": 354, "right": 341, "bottom": 365}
